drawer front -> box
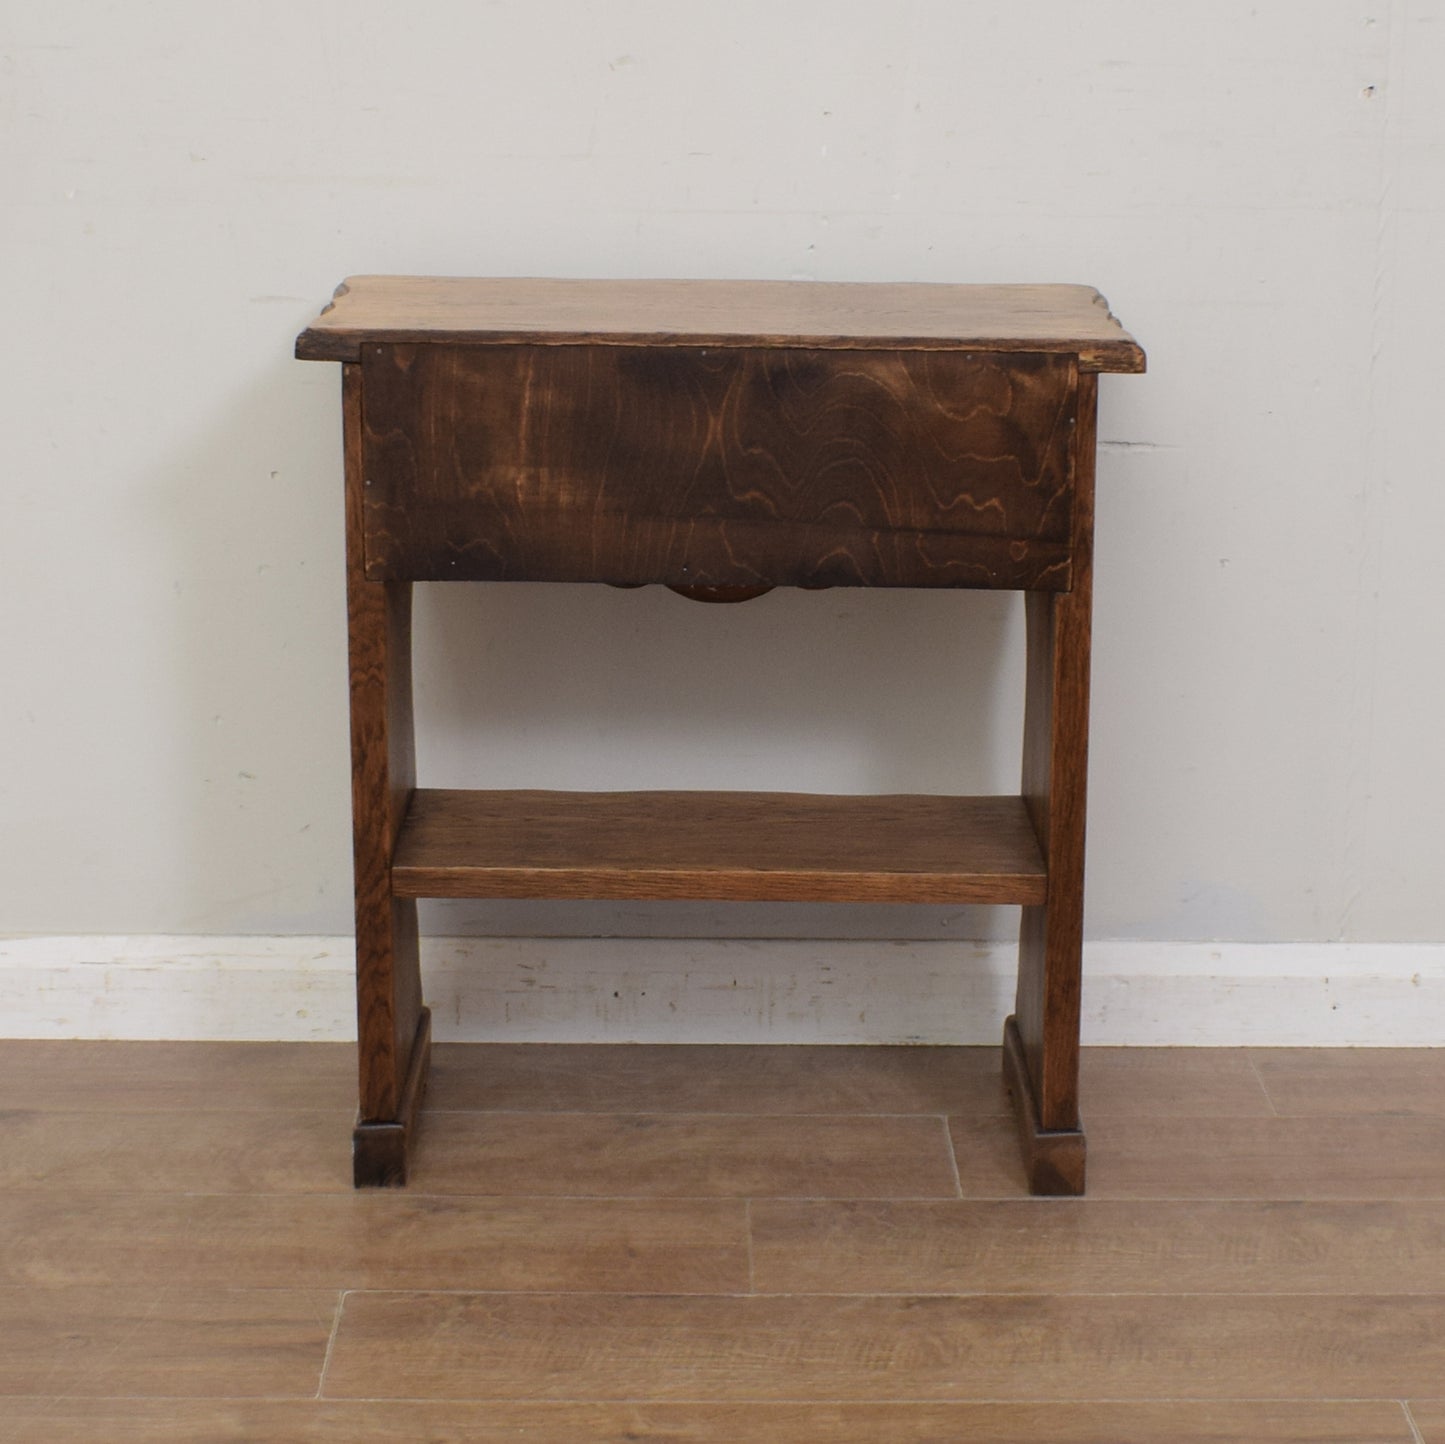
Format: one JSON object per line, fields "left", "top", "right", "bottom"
{"left": 360, "top": 344, "right": 1078, "bottom": 589}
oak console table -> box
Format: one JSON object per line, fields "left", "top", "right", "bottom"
{"left": 297, "top": 277, "right": 1144, "bottom": 1195}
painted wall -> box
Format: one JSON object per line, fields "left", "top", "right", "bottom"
{"left": 4, "top": 1, "right": 1442, "bottom": 964}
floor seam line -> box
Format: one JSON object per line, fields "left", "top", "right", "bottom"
{"left": 1246, "top": 1051, "right": 1283, "bottom": 1117}
{"left": 315, "top": 1289, "right": 347, "bottom": 1400}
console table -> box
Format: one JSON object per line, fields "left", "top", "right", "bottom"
{"left": 296, "top": 277, "right": 1144, "bottom": 1195}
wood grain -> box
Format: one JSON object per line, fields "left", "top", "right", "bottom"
{"left": 407, "top": 1111, "right": 959, "bottom": 1198}
{"left": 360, "top": 344, "right": 1078, "bottom": 590}
{"left": 1012, "top": 370, "right": 1098, "bottom": 1143}
{"left": 343, "top": 362, "right": 427, "bottom": 1148}
{"left": 0, "top": 1109, "right": 352, "bottom": 1193}
{"left": 0, "top": 1040, "right": 1438, "bottom": 1429}
{"left": 297, "top": 276, "right": 1146, "bottom": 372}
{"left": 749, "top": 1198, "right": 1445, "bottom": 1295}
{"left": 352, "top": 1006, "right": 430, "bottom": 1187}
{"left": 0, "top": 1040, "right": 1274, "bottom": 1118}
{"left": 0, "top": 1287, "right": 336, "bottom": 1397}
{"left": 1080, "top": 1114, "right": 1445, "bottom": 1198}
{"left": 395, "top": 1044, "right": 1278, "bottom": 1117}
{"left": 323, "top": 1291, "right": 1445, "bottom": 1401}
{"left": 1250, "top": 1046, "right": 1445, "bottom": 1116}
{"left": 390, "top": 789, "right": 1047, "bottom": 903}
{"left": 1002, "top": 1013, "right": 1085, "bottom": 1194}
{"left": 0, "top": 1194, "right": 748, "bottom": 1293}
{"left": 0, "top": 1399, "right": 1411, "bottom": 1444}
{"left": 1080, "top": 1046, "right": 1273, "bottom": 1117}
{"left": 0, "top": 1039, "right": 355, "bottom": 1111}
{"left": 949, "top": 1109, "right": 1445, "bottom": 1200}
{"left": 947, "top": 1114, "right": 1072, "bottom": 1195}
{"left": 426, "top": 1042, "right": 1011, "bottom": 1115}
{"left": 1411, "top": 1401, "right": 1445, "bottom": 1443}
{"left": 306, "top": 277, "right": 1142, "bottom": 1195}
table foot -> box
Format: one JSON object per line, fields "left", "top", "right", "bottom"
{"left": 1002, "top": 1014, "right": 1086, "bottom": 1196}
{"left": 353, "top": 1006, "right": 432, "bottom": 1187}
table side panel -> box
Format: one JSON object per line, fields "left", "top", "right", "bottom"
{"left": 360, "top": 344, "right": 1079, "bottom": 590}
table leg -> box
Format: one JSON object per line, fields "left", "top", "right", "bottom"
{"left": 1007, "top": 371, "right": 1096, "bottom": 1196}
{"left": 343, "top": 363, "right": 428, "bottom": 1186}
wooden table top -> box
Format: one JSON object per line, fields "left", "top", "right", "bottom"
{"left": 296, "top": 276, "right": 1144, "bottom": 373}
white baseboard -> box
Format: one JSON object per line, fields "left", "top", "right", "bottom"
{"left": 2, "top": 935, "right": 1442, "bottom": 1046}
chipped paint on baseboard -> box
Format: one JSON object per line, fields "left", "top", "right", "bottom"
{"left": 0, "top": 937, "right": 1442, "bottom": 1045}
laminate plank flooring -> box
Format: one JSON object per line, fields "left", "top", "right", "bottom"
{"left": 0, "top": 1109, "right": 353, "bottom": 1193}
{"left": 424, "top": 1041, "right": 1275, "bottom": 1117}
{"left": 1410, "top": 1401, "right": 1445, "bottom": 1442}
{"left": 0, "top": 1039, "right": 355, "bottom": 1111}
{"left": 1076, "top": 1114, "right": 1445, "bottom": 1198}
{"left": 1251, "top": 1047, "right": 1445, "bottom": 1116}
{"left": 408, "top": 1110, "right": 959, "bottom": 1197}
{"left": 948, "top": 1110, "right": 1445, "bottom": 1198}
{"left": 749, "top": 1198, "right": 1445, "bottom": 1294}
{"left": 323, "top": 1291, "right": 1445, "bottom": 1401}
{"left": 0, "top": 1287, "right": 335, "bottom": 1397}
{"left": 0, "top": 1194, "right": 749, "bottom": 1293}
{"left": 1080, "top": 1045, "right": 1274, "bottom": 1116}
{"left": 2, "top": 1039, "right": 1441, "bottom": 1442}
{"left": 426, "top": 1040, "right": 1009, "bottom": 1115}
{"left": 0, "top": 1399, "right": 1416, "bottom": 1444}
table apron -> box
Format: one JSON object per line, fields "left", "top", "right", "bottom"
{"left": 358, "top": 343, "right": 1080, "bottom": 591}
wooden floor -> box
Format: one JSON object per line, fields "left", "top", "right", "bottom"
{"left": 2, "top": 1042, "right": 1444, "bottom": 1441}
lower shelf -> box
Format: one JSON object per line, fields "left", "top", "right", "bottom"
{"left": 389, "top": 788, "right": 1047, "bottom": 905}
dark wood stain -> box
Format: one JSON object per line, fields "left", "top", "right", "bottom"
{"left": 1012, "top": 371, "right": 1099, "bottom": 1144}
{"left": 296, "top": 275, "right": 1147, "bottom": 373}
{"left": 343, "top": 364, "right": 423, "bottom": 1129}
{"left": 359, "top": 345, "right": 1078, "bottom": 590}
{"left": 390, "top": 789, "right": 1048, "bottom": 905}
{"left": 293, "top": 278, "right": 1144, "bottom": 1195}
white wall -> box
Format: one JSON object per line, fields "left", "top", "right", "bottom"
{"left": 4, "top": 3, "right": 1443, "bottom": 1010}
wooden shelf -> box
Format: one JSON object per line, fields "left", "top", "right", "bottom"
{"left": 390, "top": 789, "right": 1047, "bottom": 905}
